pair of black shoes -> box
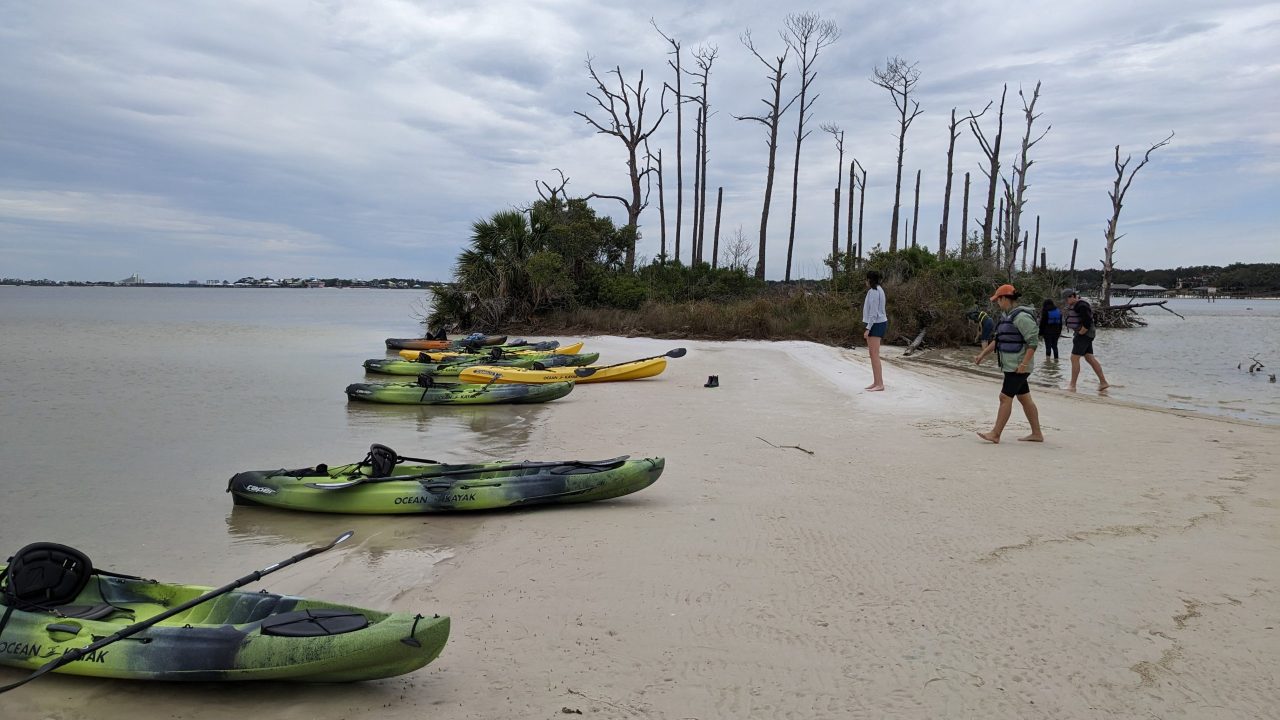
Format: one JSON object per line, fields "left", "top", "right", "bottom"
{"left": 703, "top": 375, "right": 719, "bottom": 388}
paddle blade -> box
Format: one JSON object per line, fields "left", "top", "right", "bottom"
{"left": 667, "top": 348, "right": 687, "bottom": 358}
{"left": 531, "top": 361, "right": 547, "bottom": 370}
{"left": 331, "top": 530, "right": 355, "bottom": 547}
{"left": 574, "top": 367, "right": 598, "bottom": 377}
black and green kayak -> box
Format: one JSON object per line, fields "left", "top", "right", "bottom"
{"left": 363, "top": 352, "right": 600, "bottom": 377}
{"left": 0, "top": 547, "right": 448, "bottom": 682}
{"left": 228, "top": 444, "right": 664, "bottom": 514}
{"left": 384, "top": 334, "right": 509, "bottom": 351}
{"left": 345, "top": 378, "right": 574, "bottom": 404}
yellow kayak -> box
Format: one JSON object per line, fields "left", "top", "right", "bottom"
{"left": 459, "top": 357, "right": 668, "bottom": 384}
{"left": 398, "top": 341, "right": 584, "bottom": 362}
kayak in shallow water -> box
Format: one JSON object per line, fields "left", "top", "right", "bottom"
{"left": 396, "top": 341, "right": 584, "bottom": 362}
{"left": 364, "top": 352, "right": 599, "bottom": 376}
{"left": 384, "top": 334, "right": 507, "bottom": 351}
{"left": 344, "top": 378, "right": 574, "bottom": 404}
{"left": 227, "top": 444, "right": 664, "bottom": 514}
{"left": 0, "top": 545, "right": 448, "bottom": 683}
{"left": 458, "top": 357, "right": 667, "bottom": 384}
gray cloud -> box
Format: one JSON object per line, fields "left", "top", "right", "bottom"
{"left": 1, "top": 0, "right": 1276, "bottom": 281}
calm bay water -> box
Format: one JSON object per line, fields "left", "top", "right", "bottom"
{"left": 0, "top": 286, "right": 557, "bottom": 596}
{"left": 933, "top": 298, "right": 1280, "bottom": 424}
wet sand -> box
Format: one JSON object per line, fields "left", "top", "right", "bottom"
{"left": 3, "top": 336, "right": 1278, "bottom": 719}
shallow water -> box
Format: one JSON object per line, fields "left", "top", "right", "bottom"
{"left": 0, "top": 286, "right": 553, "bottom": 590}
{"left": 931, "top": 298, "right": 1280, "bottom": 424}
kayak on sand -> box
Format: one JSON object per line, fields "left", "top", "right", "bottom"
{"left": 364, "top": 352, "right": 599, "bottom": 376}
{"left": 345, "top": 378, "right": 574, "bottom": 404}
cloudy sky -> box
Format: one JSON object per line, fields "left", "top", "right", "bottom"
{"left": 1, "top": 0, "right": 1276, "bottom": 282}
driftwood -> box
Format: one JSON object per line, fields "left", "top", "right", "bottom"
{"left": 756, "top": 437, "right": 814, "bottom": 455}
{"left": 901, "top": 328, "right": 928, "bottom": 356}
{"left": 1095, "top": 299, "right": 1184, "bottom": 328}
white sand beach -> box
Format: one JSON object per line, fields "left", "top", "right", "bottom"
{"left": 4, "top": 336, "right": 1276, "bottom": 719}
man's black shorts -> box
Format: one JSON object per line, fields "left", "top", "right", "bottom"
{"left": 1001, "top": 372, "right": 1031, "bottom": 397}
{"left": 1071, "top": 334, "right": 1094, "bottom": 356}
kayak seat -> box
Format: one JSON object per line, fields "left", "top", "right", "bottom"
{"left": 1, "top": 542, "right": 94, "bottom": 611}
{"left": 52, "top": 603, "right": 127, "bottom": 621}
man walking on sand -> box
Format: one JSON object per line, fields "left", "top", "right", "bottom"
{"left": 975, "top": 284, "right": 1044, "bottom": 444}
{"left": 1063, "top": 288, "right": 1110, "bottom": 391}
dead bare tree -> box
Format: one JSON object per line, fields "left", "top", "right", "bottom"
{"left": 960, "top": 171, "right": 971, "bottom": 259}
{"left": 652, "top": 21, "right": 686, "bottom": 264}
{"left": 854, "top": 161, "right": 867, "bottom": 263}
{"left": 871, "top": 57, "right": 923, "bottom": 253}
{"left": 723, "top": 225, "right": 753, "bottom": 272}
{"left": 940, "top": 104, "right": 989, "bottom": 256}
{"left": 535, "top": 168, "right": 570, "bottom": 204}
{"left": 652, "top": 147, "right": 667, "bottom": 262}
{"left": 1102, "top": 132, "right": 1175, "bottom": 305}
{"left": 969, "top": 84, "right": 1007, "bottom": 260}
{"left": 1031, "top": 215, "right": 1040, "bottom": 273}
{"left": 821, "top": 122, "right": 844, "bottom": 274}
{"left": 712, "top": 186, "right": 724, "bottom": 269}
{"left": 575, "top": 57, "right": 669, "bottom": 271}
{"left": 783, "top": 12, "right": 840, "bottom": 281}
{"left": 734, "top": 30, "right": 795, "bottom": 280}
{"left": 684, "top": 45, "right": 718, "bottom": 264}
{"left": 846, "top": 159, "right": 855, "bottom": 259}
{"left": 1006, "top": 82, "right": 1049, "bottom": 278}
{"left": 911, "top": 169, "right": 921, "bottom": 249}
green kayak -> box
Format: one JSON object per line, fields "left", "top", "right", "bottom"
{"left": 345, "top": 379, "right": 573, "bottom": 404}
{"left": 0, "top": 547, "right": 448, "bottom": 683}
{"left": 364, "top": 352, "right": 599, "bottom": 377}
{"left": 228, "top": 444, "right": 664, "bottom": 514}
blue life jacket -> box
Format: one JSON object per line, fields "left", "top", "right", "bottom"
{"left": 1046, "top": 308, "right": 1062, "bottom": 325}
{"left": 995, "top": 308, "right": 1032, "bottom": 354}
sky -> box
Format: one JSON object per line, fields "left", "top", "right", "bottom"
{"left": 1, "top": 0, "right": 1277, "bottom": 283}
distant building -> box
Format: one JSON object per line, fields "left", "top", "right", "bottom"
{"left": 118, "top": 273, "right": 143, "bottom": 285}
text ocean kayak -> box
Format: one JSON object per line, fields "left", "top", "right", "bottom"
{"left": 345, "top": 379, "right": 574, "bottom": 404}
{"left": 227, "top": 445, "right": 664, "bottom": 515}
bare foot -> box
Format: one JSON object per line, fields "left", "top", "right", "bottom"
{"left": 866, "top": 385, "right": 885, "bottom": 392}
{"left": 864, "top": 383, "right": 877, "bottom": 390}
{"left": 1018, "top": 434, "right": 1045, "bottom": 442}
{"left": 976, "top": 431, "right": 1000, "bottom": 444}
{"left": 1097, "top": 383, "right": 1110, "bottom": 391}
{"left": 1065, "top": 385, "right": 1077, "bottom": 392}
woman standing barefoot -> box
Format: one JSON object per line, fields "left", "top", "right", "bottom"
{"left": 862, "top": 271, "right": 887, "bottom": 391}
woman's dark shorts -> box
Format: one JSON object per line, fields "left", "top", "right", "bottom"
{"left": 1071, "top": 334, "right": 1094, "bottom": 356}
{"left": 868, "top": 321, "right": 888, "bottom": 338}
{"left": 1001, "top": 372, "right": 1031, "bottom": 397}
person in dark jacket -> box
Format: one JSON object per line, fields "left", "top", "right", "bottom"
{"left": 1039, "top": 298, "right": 1063, "bottom": 360}
{"left": 1063, "top": 288, "right": 1110, "bottom": 391}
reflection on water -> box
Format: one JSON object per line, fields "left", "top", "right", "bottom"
{"left": 344, "top": 402, "right": 551, "bottom": 457}
{"left": 926, "top": 299, "right": 1280, "bottom": 423}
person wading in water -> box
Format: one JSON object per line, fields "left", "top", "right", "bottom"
{"left": 1062, "top": 288, "right": 1110, "bottom": 391}
{"left": 974, "top": 284, "right": 1045, "bottom": 444}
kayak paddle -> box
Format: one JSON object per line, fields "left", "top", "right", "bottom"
{"left": 568, "top": 348, "right": 687, "bottom": 377}
{"left": 0, "top": 530, "right": 355, "bottom": 695}
{"left": 306, "top": 457, "right": 631, "bottom": 490}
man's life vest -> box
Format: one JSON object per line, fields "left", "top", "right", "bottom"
{"left": 995, "top": 308, "right": 1032, "bottom": 354}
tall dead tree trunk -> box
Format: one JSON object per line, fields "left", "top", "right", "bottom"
{"left": 1021, "top": 230, "right": 1029, "bottom": 272}
{"left": 1007, "top": 82, "right": 1049, "bottom": 279}
{"left": 655, "top": 147, "right": 667, "bottom": 262}
{"left": 690, "top": 104, "right": 703, "bottom": 262}
{"left": 652, "top": 23, "right": 685, "bottom": 265}
{"left": 1070, "top": 237, "right": 1078, "bottom": 280}
{"left": 940, "top": 104, "right": 989, "bottom": 257}
{"left": 1031, "top": 215, "right": 1039, "bottom": 273}
{"left": 712, "top": 186, "right": 723, "bottom": 269}
{"left": 960, "top": 171, "right": 971, "bottom": 259}
{"left": 783, "top": 12, "right": 840, "bottom": 281}
{"left": 821, "top": 123, "right": 844, "bottom": 275}
{"left": 1040, "top": 247, "right": 1047, "bottom": 272}
{"left": 1102, "top": 132, "right": 1175, "bottom": 305}
{"left": 911, "top": 169, "right": 921, "bottom": 249}
{"left": 734, "top": 31, "right": 794, "bottom": 280}
{"left": 995, "top": 195, "right": 1005, "bottom": 267}
{"left": 855, "top": 162, "right": 866, "bottom": 264}
{"left": 575, "top": 58, "right": 668, "bottom": 271}
{"left": 872, "top": 57, "right": 923, "bottom": 253}
{"left": 846, "top": 159, "right": 855, "bottom": 259}
{"left": 685, "top": 45, "right": 717, "bottom": 264}
{"left": 969, "top": 85, "right": 1006, "bottom": 260}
